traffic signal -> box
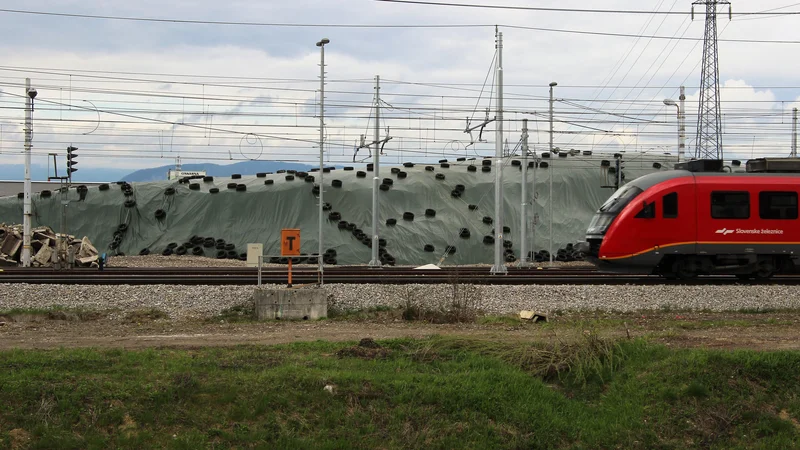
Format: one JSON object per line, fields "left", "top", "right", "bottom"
{"left": 66, "top": 146, "right": 78, "bottom": 177}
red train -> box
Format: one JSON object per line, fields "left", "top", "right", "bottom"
{"left": 579, "top": 158, "right": 800, "bottom": 279}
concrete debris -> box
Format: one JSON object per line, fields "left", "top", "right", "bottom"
{"left": 519, "top": 310, "right": 547, "bottom": 322}
{"left": 0, "top": 223, "right": 98, "bottom": 268}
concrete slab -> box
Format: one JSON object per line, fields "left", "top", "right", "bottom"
{"left": 254, "top": 288, "right": 327, "bottom": 320}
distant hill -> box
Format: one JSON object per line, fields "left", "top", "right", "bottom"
{"left": 123, "top": 161, "right": 321, "bottom": 182}
{"left": 0, "top": 164, "right": 131, "bottom": 183}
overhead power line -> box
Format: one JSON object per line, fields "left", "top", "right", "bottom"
{"left": 375, "top": 0, "right": 800, "bottom": 16}
{"left": 0, "top": 8, "right": 797, "bottom": 44}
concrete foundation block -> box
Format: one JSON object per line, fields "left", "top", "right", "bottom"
{"left": 254, "top": 288, "right": 327, "bottom": 320}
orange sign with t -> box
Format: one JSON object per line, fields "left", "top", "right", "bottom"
{"left": 281, "top": 229, "right": 301, "bottom": 256}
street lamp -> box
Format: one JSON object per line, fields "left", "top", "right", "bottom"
{"left": 663, "top": 85, "right": 685, "bottom": 162}
{"left": 22, "top": 79, "right": 37, "bottom": 267}
{"left": 316, "top": 38, "right": 329, "bottom": 282}
{"left": 548, "top": 82, "right": 556, "bottom": 265}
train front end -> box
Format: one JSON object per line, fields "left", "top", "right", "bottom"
{"left": 577, "top": 183, "right": 644, "bottom": 271}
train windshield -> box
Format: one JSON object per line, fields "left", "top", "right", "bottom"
{"left": 597, "top": 184, "right": 643, "bottom": 214}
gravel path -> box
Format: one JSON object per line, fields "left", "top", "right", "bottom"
{"left": 1, "top": 283, "right": 797, "bottom": 319}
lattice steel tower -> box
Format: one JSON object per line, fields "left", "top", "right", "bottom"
{"left": 693, "top": 0, "right": 730, "bottom": 160}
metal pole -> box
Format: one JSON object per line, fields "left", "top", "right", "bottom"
{"left": 22, "top": 78, "right": 33, "bottom": 267}
{"left": 491, "top": 32, "right": 507, "bottom": 274}
{"left": 316, "top": 38, "right": 329, "bottom": 281}
{"left": 549, "top": 82, "right": 556, "bottom": 265}
{"left": 679, "top": 86, "right": 686, "bottom": 162}
{"left": 518, "top": 119, "right": 530, "bottom": 267}
{"left": 792, "top": 107, "right": 797, "bottom": 158}
{"left": 369, "top": 75, "right": 382, "bottom": 267}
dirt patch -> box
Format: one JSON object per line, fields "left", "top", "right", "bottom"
{"left": 123, "top": 309, "right": 169, "bottom": 324}
{"left": 1, "top": 311, "right": 800, "bottom": 351}
{"left": 9, "top": 428, "right": 31, "bottom": 450}
{"left": 336, "top": 338, "right": 391, "bottom": 360}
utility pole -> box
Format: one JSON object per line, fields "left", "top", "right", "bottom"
{"left": 615, "top": 158, "right": 622, "bottom": 190}
{"left": 368, "top": 75, "right": 382, "bottom": 268}
{"left": 518, "top": 119, "right": 531, "bottom": 267}
{"left": 490, "top": 30, "right": 507, "bottom": 274}
{"left": 316, "top": 37, "right": 330, "bottom": 281}
{"left": 22, "top": 78, "right": 36, "bottom": 268}
{"left": 548, "top": 81, "right": 557, "bottom": 265}
{"left": 679, "top": 86, "right": 686, "bottom": 162}
{"left": 792, "top": 107, "right": 797, "bottom": 158}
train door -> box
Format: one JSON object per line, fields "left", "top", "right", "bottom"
{"left": 629, "top": 181, "right": 697, "bottom": 257}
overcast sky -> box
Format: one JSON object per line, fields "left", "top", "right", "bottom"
{"left": 0, "top": 0, "right": 798, "bottom": 176}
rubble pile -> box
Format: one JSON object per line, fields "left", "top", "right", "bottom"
{"left": 0, "top": 224, "right": 99, "bottom": 268}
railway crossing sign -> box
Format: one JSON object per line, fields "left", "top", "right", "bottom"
{"left": 281, "top": 229, "right": 301, "bottom": 256}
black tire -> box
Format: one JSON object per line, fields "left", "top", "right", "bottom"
{"left": 191, "top": 236, "right": 204, "bottom": 245}
{"left": 403, "top": 212, "right": 414, "bottom": 221}
{"left": 311, "top": 186, "right": 320, "bottom": 195}
{"left": 203, "top": 239, "right": 215, "bottom": 248}
{"left": 227, "top": 183, "right": 237, "bottom": 189}
{"left": 216, "top": 250, "right": 227, "bottom": 259}
{"left": 325, "top": 249, "right": 337, "bottom": 257}
{"left": 425, "top": 209, "right": 436, "bottom": 217}
{"left": 440, "top": 163, "right": 450, "bottom": 169}
{"left": 167, "top": 242, "right": 178, "bottom": 249}
{"left": 344, "top": 166, "right": 354, "bottom": 171}
{"left": 225, "top": 243, "right": 235, "bottom": 251}
{"left": 287, "top": 169, "right": 297, "bottom": 174}
{"left": 189, "top": 183, "right": 200, "bottom": 190}
{"left": 378, "top": 238, "right": 387, "bottom": 248}
{"left": 285, "top": 175, "right": 295, "bottom": 181}
{"left": 175, "top": 246, "right": 187, "bottom": 256}
{"left": 346, "top": 223, "right": 356, "bottom": 231}
{"left": 162, "top": 248, "right": 174, "bottom": 256}
{"left": 386, "top": 218, "right": 397, "bottom": 226}
{"left": 451, "top": 190, "right": 461, "bottom": 198}
{"left": 256, "top": 173, "right": 266, "bottom": 178}
{"left": 192, "top": 246, "right": 204, "bottom": 256}
{"left": 383, "top": 178, "right": 394, "bottom": 185}
{"left": 482, "top": 166, "right": 491, "bottom": 173}
{"left": 397, "top": 171, "right": 407, "bottom": 179}
{"left": 323, "top": 202, "right": 332, "bottom": 211}
{"left": 467, "top": 165, "right": 477, "bottom": 172}
{"left": 41, "top": 190, "right": 52, "bottom": 198}
{"left": 435, "top": 174, "right": 445, "bottom": 180}
{"left": 445, "top": 246, "right": 456, "bottom": 255}
{"left": 236, "top": 184, "right": 246, "bottom": 191}
{"left": 483, "top": 236, "right": 494, "bottom": 245}
{"left": 305, "top": 176, "right": 315, "bottom": 183}
{"left": 424, "top": 244, "right": 435, "bottom": 252}
{"left": 329, "top": 212, "right": 342, "bottom": 221}
{"left": 459, "top": 228, "right": 470, "bottom": 239}
{"left": 165, "top": 188, "right": 176, "bottom": 196}
{"left": 391, "top": 168, "right": 401, "bottom": 174}
{"left": 332, "top": 180, "right": 343, "bottom": 188}
{"left": 403, "top": 162, "right": 414, "bottom": 168}
{"left": 210, "top": 188, "right": 220, "bottom": 194}
{"left": 124, "top": 199, "right": 136, "bottom": 208}
{"left": 265, "top": 180, "right": 274, "bottom": 185}
{"left": 117, "top": 223, "right": 128, "bottom": 233}
{"left": 379, "top": 184, "right": 390, "bottom": 191}
{"left": 482, "top": 159, "right": 492, "bottom": 166}
{"left": 511, "top": 160, "right": 521, "bottom": 167}
{"left": 232, "top": 174, "right": 242, "bottom": 179}
{"left": 338, "top": 221, "right": 348, "bottom": 229}
{"left": 540, "top": 162, "right": 549, "bottom": 169}
{"left": 468, "top": 204, "right": 478, "bottom": 211}
{"left": 227, "top": 250, "right": 238, "bottom": 259}
{"left": 99, "top": 183, "right": 110, "bottom": 191}
{"left": 425, "top": 166, "right": 435, "bottom": 172}
{"left": 482, "top": 216, "right": 493, "bottom": 224}
{"left": 503, "top": 240, "right": 513, "bottom": 249}
{"left": 457, "top": 157, "right": 466, "bottom": 162}
{"left": 455, "top": 184, "right": 465, "bottom": 192}
{"left": 216, "top": 239, "right": 225, "bottom": 245}
{"left": 139, "top": 248, "right": 150, "bottom": 256}
{"left": 356, "top": 171, "right": 366, "bottom": 178}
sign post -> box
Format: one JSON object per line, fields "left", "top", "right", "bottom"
{"left": 281, "top": 229, "right": 301, "bottom": 287}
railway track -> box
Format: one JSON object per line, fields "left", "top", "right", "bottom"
{"left": 1, "top": 266, "right": 798, "bottom": 285}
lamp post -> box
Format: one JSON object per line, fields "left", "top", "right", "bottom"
{"left": 22, "top": 79, "right": 37, "bottom": 268}
{"left": 548, "top": 81, "right": 556, "bottom": 265}
{"left": 663, "top": 86, "right": 685, "bottom": 162}
{"left": 316, "top": 38, "right": 329, "bottom": 281}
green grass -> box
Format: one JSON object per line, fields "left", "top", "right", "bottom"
{"left": 1, "top": 338, "right": 800, "bottom": 449}
{"left": 0, "top": 306, "right": 105, "bottom": 321}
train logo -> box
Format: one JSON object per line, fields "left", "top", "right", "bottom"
{"left": 715, "top": 228, "right": 735, "bottom": 236}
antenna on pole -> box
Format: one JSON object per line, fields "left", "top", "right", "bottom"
{"left": 692, "top": 0, "right": 730, "bottom": 161}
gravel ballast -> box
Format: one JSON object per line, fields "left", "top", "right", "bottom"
{"left": 1, "top": 284, "right": 798, "bottom": 320}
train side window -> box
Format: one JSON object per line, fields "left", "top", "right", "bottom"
{"left": 759, "top": 191, "right": 798, "bottom": 220}
{"left": 663, "top": 192, "right": 678, "bottom": 218}
{"left": 635, "top": 201, "right": 655, "bottom": 219}
{"left": 711, "top": 191, "right": 749, "bottom": 219}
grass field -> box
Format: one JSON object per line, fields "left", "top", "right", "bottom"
{"left": 2, "top": 333, "right": 800, "bottom": 449}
